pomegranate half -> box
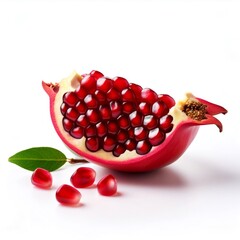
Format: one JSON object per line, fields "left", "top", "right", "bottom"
{"left": 43, "top": 70, "right": 227, "bottom": 172}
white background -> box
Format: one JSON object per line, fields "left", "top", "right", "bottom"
{"left": 0, "top": 0, "right": 240, "bottom": 239}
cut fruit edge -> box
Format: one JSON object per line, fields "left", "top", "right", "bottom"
{"left": 42, "top": 71, "right": 227, "bottom": 171}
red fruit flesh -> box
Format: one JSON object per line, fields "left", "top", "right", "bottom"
{"left": 56, "top": 184, "right": 81, "bottom": 205}
{"left": 43, "top": 71, "right": 227, "bottom": 172}
{"left": 97, "top": 175, "right": 117, "bottom": 196}
{"left": 70, "top": 167, "right": 96, "bottom": 188}
{"left": 31, "top": 168, "right": 52, "bottom": 189}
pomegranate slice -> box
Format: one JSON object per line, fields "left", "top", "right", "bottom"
{"left": 42, "top": 71, "right": 227, "bottom": 172}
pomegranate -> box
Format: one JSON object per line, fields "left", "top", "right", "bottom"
{"left": 42, "top": 70, "right": 227, "bottom": 172}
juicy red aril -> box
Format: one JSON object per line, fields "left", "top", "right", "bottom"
{"left": 61, "top": 71, "right": 174, "bottom": 157}
{"left": 90, "top": 70, "right": 104, "bottom": 80}
{"left": 81, "top": 75, "right": 96, "bottom": 94}
{"left": 97, "top": 175, "right": 117, "bottom": 196}
{"left": 136, "top": 140, "right": 152, "bottom": 155}
{"left": 63, "top": 92, "right": 79, "bottom": 106}
{"left": 86, "top": 137, "right": 99, "bottom": 152}
{"left": 141, "top": 88, "right": 158, "bottom": 104}
{"left": 70, "top": 167, "right": 96, "bottom": 188}
{"left": 97, "top": 77, "right": 113, "bottom": 92}
{"left": 31, "top": 168, "right": 52, "bottom": 189}
{"left": 56, "top": 184, "right": 81, "bottom": 205}
{"left": 148, "top": 128, "right": 165, "bottom": 146}
{"left": 70, "top": 126, "right": 84, "bottom": 139}
{"left": 113, "top": 77, "right": 129, "bottom": 91}
{"left": 84, "top": 94, "right": 98, "bottom": 108}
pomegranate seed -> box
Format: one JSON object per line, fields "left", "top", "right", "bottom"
{"left": 70, "top": 126, "right": 84, "bottom": 139}
{"left": 107, "top": 88, "right": 121, "bottom": 101}
{"left": 143, "top": 115, "right": 158, "bottom": 130}
{"left": 122, "top": 102, "right": 135, "bottom": 114}
{"left": 76, "top": 115, "right": 89, "bottom": 128}
{"left": 136, "top": 140, "right": 152, "bottom": 155}
{"left": 129, "top": 111, "right": 143, "bottom": 127}
{"left": 128, "top": 127, "right": 135, "bottom": 138}
{"left": 160, "top": 115, "right": 174, "bottom": 132}
{"left": 129, "top": 83, "right": 142, "bottom": 100}
{"left": 103, "top": 136, "right": 116, "bottom": 152}
{"left": 85, "top": 137, "right": 99, "bottom": 152}
{"left": 99, "top": 105, "right": 111, "bottom": 120}
{"left": 70, "top": 167, "right": 96, "bottom": 188}
{"left": 141, "top": 88, "right": 158, "bottom": 104}
{"left": 60, "top": 102, "right": 68, "bottom": 115}
{"left": 62, "top": 118, "right": 74, "bottom": 132}
{"left": 138, "top": 102, "right": 151, "bottom": 116}
{"left": 117, "top": 129, "right": 128, "bottom": 143}
{"left": 81, "top": 75, "right": 96, "bottom": 94}
{"left": 86, "top": 109, "right": 100, "bottom": 124}
{"left": 152, "top": 101, "right": 169, "bottom": 118}
{"left": 85, "top": 125, "right": 97, "bottom": 137}
{"left": 90, "top": 70, "right": 104, "bottom": 80}
{"left": 121, "top": 88, "right": 135, "bottom": 102}
{"left": 75, "top": 85, "right": 87, "bottom": 100}
{"left": 108, "top": 120, "right": 119, "bottom": 134}
{"left": 84, "top": 94, "right": 98, "bottom": 108}
{"left": 117, "top": 115, "right": 130, "bottom": 130}
{"left": 97, "top": 77, "right": 113, "bottom": 92}
{"left": 75, "top": 101, "right": 87, "bottom": 114}
{"left": 148, "top": 128, "right": 165, "bottom": 146}
{"left": 113, "top": 76, "right": 129, "bottom": 91}
{"left": 56, "top": 184, "right": 81, "bottom": 205}
{"left": 97, "top": 175, "right": 117, "bottom": 196}
{"left": 31, "top": 168, "right": 52, "bottom": 189}
{"left": 96, "top": 122, "right": 107, "bottom": 137}
{"left": 63, "top": 92, "right": 79, "bottom": 106}
{"left": 158, "top": 94, "right": 175, "bottom": 109}
{"left": 125, "top": 139, "right": 137, "bottom": 151}
{"left": 94, "top": 90, "right": 107, "bottom": 104}
{"left": 134, "top": 127, "right": 148, "bottom": 141}
{"left": 113, "top": 144, "right": 126, "bottom": 157}
{"left": 110, "top": 101, "right": 122, "bottom": 118}
{"left": 65, "top": 108, "right": 79, "bottom": 121}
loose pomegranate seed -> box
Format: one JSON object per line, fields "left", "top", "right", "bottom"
{"left": 56, "top": 184, "right": 81, "bottom": 205}
{"left": 31, "top": 168, "right": 52, "bottom": 189}
{"left": 97, "top": 175, "right": 117, "bottom": 196}
{"left": 86, "top": 137, "right": 99, "bottom": 152}
{"left": 70, "top": 167, "right": 96, "bottom": 188}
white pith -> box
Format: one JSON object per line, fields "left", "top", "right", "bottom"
{"left": 54, "top": 72, "right": 191, "bottom": 161}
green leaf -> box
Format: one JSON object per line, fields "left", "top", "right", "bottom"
{"left": 8, "top": 147, "right": 67, "bottom": 171}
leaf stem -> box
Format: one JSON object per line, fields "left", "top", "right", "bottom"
{"left": 67, "top": 158, "right": 89, "bottom": 164}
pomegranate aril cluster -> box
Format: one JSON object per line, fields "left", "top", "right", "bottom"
{"left": 31, "top": 167, "right": 118, "bottom": 206}
{"left": 61, "top": 70, "right": 175, "bottom": 156}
